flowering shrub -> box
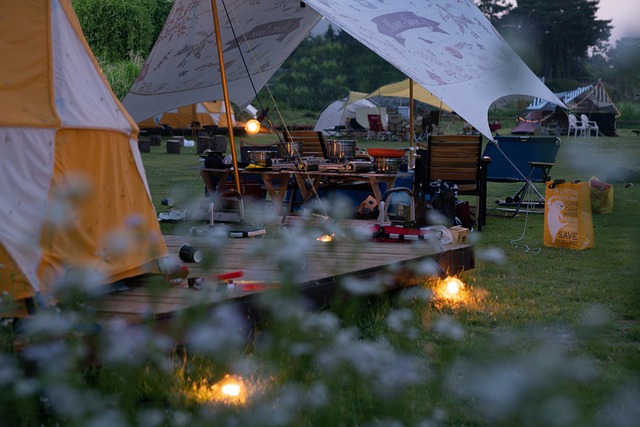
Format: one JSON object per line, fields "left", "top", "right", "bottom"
{"left": 1, "top": 192, "right": 638, "bottom": 427}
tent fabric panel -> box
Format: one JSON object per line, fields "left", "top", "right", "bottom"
{"left": 127, "top": 136, "right": 155, "bottom": 204}
{"left": 0, "top": 243, "right": 33, "bottom": 302}
{"left": 52, "top": 0, "right": 134, "bottom": 135}
{"left": 37, "top": 129, "right": 167, "bottom": 295}
{"left": 345, "top": 91, "right": 368, "bottom": 105}
{"left": 138, "top": 102, "right": 236, "bottom": 129}
{"left": 201, "top": 101, "right": 234, "bottom": 127}
{"left": 138, "top": 116, "right": 160, "bottom": 129}
{"left": 366, "top": 79, "right": 453, "bottom": 112}
{"left": 305, "top": 0, "right": 563, "bottom": 139}
{"left": 123, "top": 0, "right": 322, "bottom": 123}
{"left": 0, "top": 0, "right": 59, "bottom": 128}
{"left": 314, "top": 100, "right": 347, "bottom": 134}
{"left": 356, "top": 107, "right": 388, "bottom": 130}
{"left": 0, "top": 128, "right": 55, "bottom": 295}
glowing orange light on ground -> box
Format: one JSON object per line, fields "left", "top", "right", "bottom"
{"left": 191, "top": 374, "right": 249, "bottom": 405}
{"left": 316, "top": 234, "right": 334, "bottom": 242}
{"left": 434, "top": 276, "right": 467, "bottom": 303}
{"left": 444, "top": 276, "right": 464, "bottom": 297}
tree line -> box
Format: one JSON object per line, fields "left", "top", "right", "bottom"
{"left": 72, "top": 0, "right": 639, "bottom": 112}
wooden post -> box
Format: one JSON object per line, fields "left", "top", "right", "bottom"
{"left": 210, "top": 0, "right": 241, "bottom": 194}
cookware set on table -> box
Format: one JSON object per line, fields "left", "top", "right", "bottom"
{"left": 243, "top": 140, "right": 407, "bottom": 174}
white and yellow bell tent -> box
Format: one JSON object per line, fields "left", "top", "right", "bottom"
{"left": 0, "top": 0, "right": 167, "bottom": 313}
{"left": 138, "top": 101, "right": 236, "bottom": 130}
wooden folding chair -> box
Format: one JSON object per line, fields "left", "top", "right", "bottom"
{"left": 414, "top": 134, "right": 491, "bottom": 230}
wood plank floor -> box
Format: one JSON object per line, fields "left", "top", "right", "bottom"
{"left": 93, "top": 230, "right": 474, "bottom": 327}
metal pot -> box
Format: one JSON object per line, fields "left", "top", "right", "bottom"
{"left": 374, "top": 157, "right": 403, "bottom": 173}
{"left": 326, "top": 140, "right": 357, "bottom": 160}
{"left": 246, "top": 149, "right": 278, "bottom": 167}
{"left": 281, "top": 141, "right": 304, "bottom": 159}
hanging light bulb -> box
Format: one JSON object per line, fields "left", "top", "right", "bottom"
{"left": 244, "top": 119, "right": 261, "bottom": 135}
{"left": 244, "top": 108, "right": 269, "bottom": 135}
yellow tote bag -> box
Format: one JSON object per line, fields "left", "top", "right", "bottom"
{"left": 544, "top": 180, "right": 594, "bottom": 250}
{"left": 589, "top": 176, "right": 614, "bottom": 214}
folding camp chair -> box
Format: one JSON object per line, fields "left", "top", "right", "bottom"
{"left": 482, "top": 135, "right": 560, "bottom": 216}
{"left": 414, "top": 134, "right": 490, "bottom": 230}
{"left": 367, "top": 114, "right": 386, "bottom": 140}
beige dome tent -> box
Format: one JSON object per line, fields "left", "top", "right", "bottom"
{"left": 0, "top": 0, "right": 167, "bottom": 314}
{"left": 138, "top": 101, "right": 236, "bottom": 130}
{"left": 313, "top": 91, "right": 377, "bottom": 135}
{"left": 366, "top": 78, "right": 453, "bottom": 112}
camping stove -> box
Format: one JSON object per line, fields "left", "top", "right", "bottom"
{"left": 317, "top": 159, "right": 375, "bottom": 173}
{"left": 271, "top": 156, "right": 325, "bottom": 171}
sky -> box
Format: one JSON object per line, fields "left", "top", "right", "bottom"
{"left": 596, "top": 0, "right": 640, "bottom": 45}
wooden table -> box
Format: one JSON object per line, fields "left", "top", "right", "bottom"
{"left": 200, "top": 167, "right": 399, "bottom": 212}
{"left": 200, "top": 167, "right": 293, "bottom": 213}
{"left": 292, "top": 170, "right": 398, "bottom": 206}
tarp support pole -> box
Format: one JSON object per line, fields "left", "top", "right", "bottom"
{"left": 409, "top": 78, "right": 415, "bottom": 169}
{"left": 211, "top": 0, "right": 241, "bottom": 194}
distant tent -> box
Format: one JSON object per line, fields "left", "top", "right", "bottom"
{"left": 515, "top": 80, "right": 619, "bottom": 136}
{"left": 512, "top": 109, "right": 558, "bottom": 135}
{"left": 366, "top": 78, "right": 453, "bottom": 112}
{"left": 138, "top": 101, "right": 235, "bottom": 130}
{"left": 0, "top": 0, "right": 167, "bottom": 311}
{"left": 313, "top": 92, "right": 377, "bottom": 135}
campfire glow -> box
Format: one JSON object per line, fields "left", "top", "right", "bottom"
{"left": 434, "top": 276, "right": 467, "bottom": 302}
{"left": 191, "top": 374, "right": 249, "bottom": 405}
{"left": 221, "top": 382, "right": 241, "bottom": 396}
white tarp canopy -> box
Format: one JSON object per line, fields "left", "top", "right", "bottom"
{"left": 313, "top": 91, "right": 377, "bottom": 135}
{"left": 123, "top": 0, "right": 564, "bottom": 141}
{"left": 124, "top": 0, "right": 321, "bottom": 124}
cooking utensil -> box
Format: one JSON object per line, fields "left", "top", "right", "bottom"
{"left": 326, "top": 139, "right": 357, "bottom": 160}
{"left": 374, "top": 156, "right": 403, "bottom": 173}
{"left": 246, "top": 149, "right": 278, "bottom": 167}
{"left": 281, "top": 141, "right": 304, "bottom": 159}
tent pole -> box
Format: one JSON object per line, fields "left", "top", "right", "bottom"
{"left": 408, "top": 78, "right": 415, "bottom": 169}
{"left": 210, "top": 0, "right": 241, "bottom": 194}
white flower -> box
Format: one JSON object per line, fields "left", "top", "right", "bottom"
{"left": 476, "top": 247, "right": 507, "bottom": 264}
{"left": 184, "top": 305, "right": 247, "bottom": 356}
{"left": 341, "top": 276, "right": 385, "bottom": 296}
{"left": 433, "top": 316, "right": 465, "bottom": 341}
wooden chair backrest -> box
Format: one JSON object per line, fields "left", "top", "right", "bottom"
{"left": 283, "top": 130, "right": 326, "bottom": 158}
{"left": 426, "top": 134, "right": 483, "bottom": 192}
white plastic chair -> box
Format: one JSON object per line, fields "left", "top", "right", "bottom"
{"left": 568, "top": 114, "right": 587, "bottom": 137}
{"left": 581, "top": 114, "right": 599, "bottom": 138}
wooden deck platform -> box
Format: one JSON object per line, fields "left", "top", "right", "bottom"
{"left": 94, "top": 231, "right": 474, "bottom": 331}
